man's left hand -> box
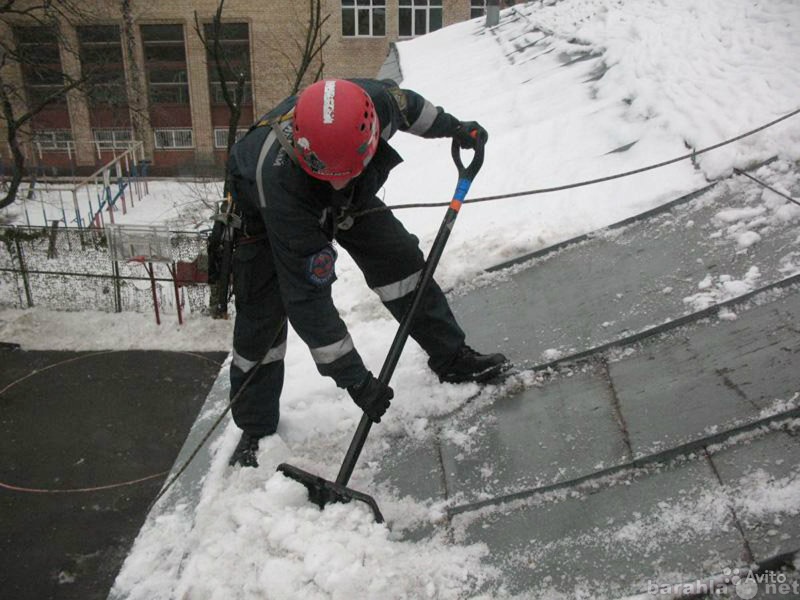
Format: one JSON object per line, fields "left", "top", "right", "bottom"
{"left": 453, "top": 121, "right": 489, "bottom": 149}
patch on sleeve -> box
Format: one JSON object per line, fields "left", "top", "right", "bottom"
{"left": 307, "top": 245, "right": 337, "bottom": 286}
{"left": 387, "top": 86, "right": 411, "bottom": 128}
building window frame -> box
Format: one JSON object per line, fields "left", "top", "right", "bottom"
{"left": 398, "top": 0, "right": 442, "bottom": 38}
{"left": 93, "top": 128, "right": 134, "bottom": 150}
{"left": 341, "top": 0, "right": 386, "bottom": 37}
{"left": 470, "top": 0, "right": 486, "bottom": 19}
{"left": 141, "top": 24, "right": 191, "bottom": 106}
{"left": 153, "top": 128, "right": 194, "bottom": 149}
{"left": 31, "top": 129, "right": 74, "bottom": 151}
{"left": 77, "top": 24, "right": 128, "bottom": 107}
{"left": 13, "top": 26, "right": 68, "bottom": 107}
{"left": 213, "top": 128, "right": 248, "bottom": 149}
{"left": 203, "top": 22, "right": 253, "bottom": 106}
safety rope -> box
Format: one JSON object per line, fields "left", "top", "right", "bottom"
{"left": 146, "top": 359, "right": 259, "bottom": 511}
{"left": 0, "top": 472, "right": 168, "bottom": 494}
{"left": 733, "top": 167, "right": 800, "bottom": 207}
{"left": 0, "top": 351, "right": 222, "bottom": 496}
{"left": 448, "top": 402, "right": 800, "bottom": 517}
{"left": 138, "top": 107, "right": 800, "bottom": 510}
{"left": 352, "top": 106, "right": 800, "bottom": 217}
{"left": 148, "top": 320, "right": 287, "bottom": 511}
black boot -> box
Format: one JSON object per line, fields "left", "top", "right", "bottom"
{"left": 435, "top": 344, "right": 510, "bottom": 384}
{"left": 229, "top": 432, "right": 262, "bottom": 468}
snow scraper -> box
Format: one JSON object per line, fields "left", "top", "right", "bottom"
{"left": 278, "top": 138, "right": 485, "bottom": 523}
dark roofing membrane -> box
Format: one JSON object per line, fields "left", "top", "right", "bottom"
{"left": 121, "top": 166, "right": 800, "bottom": 599}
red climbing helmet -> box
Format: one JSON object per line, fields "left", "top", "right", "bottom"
{"left": 293, "top": 79, "right": 379, "bottom": 184}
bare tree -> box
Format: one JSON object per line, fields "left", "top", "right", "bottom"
{"left": 196, "top": 0, "right": 331, "bottom": 164}
{"left": 285, "top": 0, "right": 331, "bottom": 96}
{"left": 0, "top": 0, "right": 91, "bottom": 209}
{"left": 120, "top": 0, "right": 148, "bottom": 149}
{"left": 194, "top": 0, "right": 247, "bottom": 166}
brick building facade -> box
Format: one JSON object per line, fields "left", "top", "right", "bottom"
{"left": 1, "top": 1, "right": 502, "bottom": 175}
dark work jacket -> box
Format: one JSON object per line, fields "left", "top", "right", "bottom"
{"left": 227, "top": 78, "right": 461, "bottom": 388}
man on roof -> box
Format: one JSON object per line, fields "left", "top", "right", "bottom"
{"left": 226, "top": 78, "right": 509, "bottom": 467}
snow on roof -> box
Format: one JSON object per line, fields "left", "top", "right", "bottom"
{"left": 39, "top": 1, "right": 799, "bottom": 598}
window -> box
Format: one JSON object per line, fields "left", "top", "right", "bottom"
{"left": 32, "top": 130, "right": 73, "bottom": 151}
{"left": 210, "top": 82, "right": 253, "bottom": 105}
{"left": 213, "top": 128, "right": 248, "bottom": 149}
{"left": 78, "top": 25, "right": 128, "bottom": 106}
{"left": 472, "top": 0, "right": 516, "bottom": 17}
{"left": 14, "top": 26, "right": 67, "bottom": 106}
{"left": 94, "top": 129, "right": 134, "bottom": 149}
{"left": 154, "top": 128, "right": 193, "bottom": 149}
{"left": 203, "top": 22, "right": 252, "bottom": 106}
{"left": 141, "top": 24, "right": 190, "bottom": 105}
{"left": 342, "top": 0, "right": 386, "bottom": 37}
{"left": 398, "top": 0, "right": 442, "bottom": 38}
{"left": 470, "top": 0, "right": 486, "bottom": 19}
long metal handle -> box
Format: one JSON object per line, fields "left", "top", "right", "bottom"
{"left": 335, "top": 140, "right": 485, "bottom": 486}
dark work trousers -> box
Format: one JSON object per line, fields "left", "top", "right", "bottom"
{"left": 229, "top": 196, "right": 466, "bottom": 437}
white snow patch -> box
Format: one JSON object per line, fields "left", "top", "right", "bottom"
{"left": 541, "top": 348, "right": 565, "bottom": 362}
{"left": 734, "top": 469, "right": 800, "bottom": 521}
{"left": 735, "top": 230, "right": 762, "bottom": 249}
{"left": 682, "top": 266, "right": 761, "bottom": 311}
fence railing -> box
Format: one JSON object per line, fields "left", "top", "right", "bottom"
{"left": 5, "top": 139, "right": 146, "bottom": 163}
{"left": 0, "top": 224, "right": 215, "bottom": 320}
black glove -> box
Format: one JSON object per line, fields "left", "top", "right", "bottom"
{"left": 453, "top": 121, "right": 489, "bottom": 149}
{"left": 347, "top": 372, "right": 393, "bottom": 423}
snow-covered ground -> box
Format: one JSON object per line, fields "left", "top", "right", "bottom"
{"left": 1, "top": 178, "right": 221, "bottom": 231}
{"left": 3, "top": 0, "right": 800, "bottom": 598}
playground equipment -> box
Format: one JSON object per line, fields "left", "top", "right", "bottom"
{"left": 3, "top": 141, "right": 149, "bottom": 230}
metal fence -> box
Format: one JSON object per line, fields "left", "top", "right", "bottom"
{"left": 0, "top": 224, "right": 213, "bottom": 319}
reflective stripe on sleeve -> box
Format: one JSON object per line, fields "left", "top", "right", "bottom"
{"left": 232, "top": 342, "right": 287, "bottom": 373}
{"left": 407, "top": 100, "right": 438, "bottom": 135}
{"left": 309, "top": 334, "right": 355, "bottom": 365}
{"left": 372, "top": 270, "right": 422, "bottom": 303}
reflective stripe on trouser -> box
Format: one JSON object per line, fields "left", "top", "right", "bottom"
{"left": 335, "top": 196, "right": 465, "bottom": 370}
{"left": 232, "top": 341, "right": 287, "bottom": 373}
{"left": 372, "top": 270, "right": 422, "bottom": 303}
{"left": 229, "top": 239, "right": 287, "bottom": 438}
{"left": 230, "top": 323, "right": 286, "bottom": 438}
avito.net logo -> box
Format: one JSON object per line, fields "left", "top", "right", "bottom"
{"left": 647, "top": 568, "right": 798, "bottom": 598}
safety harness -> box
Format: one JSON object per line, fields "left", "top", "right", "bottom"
{"left": 253, "top": 110, "right": 300, "bottom": 168}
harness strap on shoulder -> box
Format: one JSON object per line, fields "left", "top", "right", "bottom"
{"left": 271, "top": 120, "right": 300, "bottom": 167}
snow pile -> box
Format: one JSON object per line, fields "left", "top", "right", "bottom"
{"left": 679, "top": 160, "right": 800, "bottom": 312}
{"left": 710, "top": 163, "right": 800, "bottom": 251}
{"left": 113, "top": 407, "right": 502, "bottom": 600}
{"left": 682, "top": 266, "right": 762, "bottom": 312}
{"left": 110, "top": 312, "right": 500, "bottom": 599}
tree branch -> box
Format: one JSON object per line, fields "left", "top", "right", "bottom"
{"left": 12, "top": 74, "right": 85, "bottom": 131}
{"left": 0, "top": 74, "right": 26, "bottom": 210}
